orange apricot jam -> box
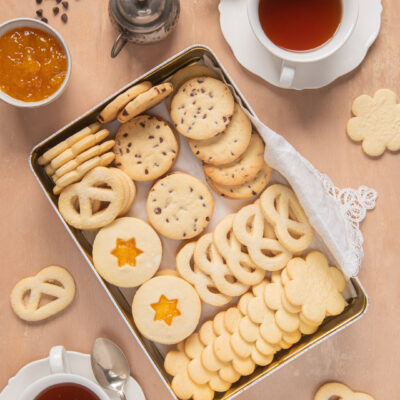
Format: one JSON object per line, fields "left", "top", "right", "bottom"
{"left": 0, "top": 27, "right": 67, "bottom": 102}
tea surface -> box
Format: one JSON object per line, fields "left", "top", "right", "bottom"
{"left": 258, "top": 0, "right": 342, "bottom": 51}
{"left": 34, "top": 383, "right": 100, "bottom": 400}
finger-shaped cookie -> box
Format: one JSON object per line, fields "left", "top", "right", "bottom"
{"left": 194, "top": 233, "right": 248, "bottom": 297}
{"left": 10, "top": 266, "right": 75, "bottom": 322}
{"left": 38, "top": 122, "right": 101, "bottom": 165}
{"left": 176, "top": 242, "right": 231, "bottom": 307}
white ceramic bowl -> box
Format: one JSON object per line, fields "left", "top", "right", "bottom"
{"left": 0, "top": 18, "right": 71, "bottom": 108}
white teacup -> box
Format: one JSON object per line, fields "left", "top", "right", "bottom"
{"left": 247, "top": 0, "right": 359, "bottom": 88}
{"left": 18, "top": 346, "right": 109, "bottom": 400}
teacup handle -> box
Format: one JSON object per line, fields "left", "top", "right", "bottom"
{"left": 49, "top": 345, "right": 70, "bottom": 374}
{"left": 280, "top": 61, "right": 296, "bottom": 88}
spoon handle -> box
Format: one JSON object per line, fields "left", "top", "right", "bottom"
{"left": 119, "top": 390, "right": 128, "bottom": 400}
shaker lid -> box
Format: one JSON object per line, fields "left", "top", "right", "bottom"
{"left": 114, "top": 0, "right": 168, "bottom": 32}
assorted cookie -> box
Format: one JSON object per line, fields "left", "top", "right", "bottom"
{"left": 170, "top": 77, "right": 234, "bottom": 140}
{"left": 347, "top": 88, "right": 400, "bottom": 157}
{"left": 35, "top": 63, "right": 353, "bottom": 400}
{"left": 315, "top": 382, "right": 375, "bottom": 400}
{"left": 146, "top": 172, "right": 214, "bottom": 240}
{"left": 188, "top": 103, "right": 252, "bottom": 165}
{"left": 10, "top": 266, "right": 75, "bottom": 322}
{"left": 118, "top": 83, "right": 173, "bottom": 124}
{"left": 93, "top": 217, "right": 162, "bottom": 287}
{"left": 166, "top": 251, "right": 346, "bottom": 399}
{"left": 132, "top": 275, "right": 201, "bottom": 344}
{"left": 113, "top": 115, "right": 179, "bottom": 181}
{"left": 58, "top": 166, "right": 135, "bottom": 230}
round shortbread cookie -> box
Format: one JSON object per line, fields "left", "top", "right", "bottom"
{"left": 203, "top": 133, "right": 265, "bottom": 186}
{"left": 170, "top": 77, "right": 234, "bottom": 140}
{"left": 132, "top": 275, "right": 201, "bottom": 344}
{"left": 117, "top": 83, "right": 173, "bottom": 124}
{"left": 206, "top": 163, "right": 272, "bottom": 200}
{"left": 92, "top": 217, "right": 161, "bottom": 287}
{"left": 188, "top": 104, "right": 252, "bottom": 165}
{"left": 98, "top": 81, "right": 152, "bottom": 124}
{"left": 166, "top": 64, "right": 221, "bottom": 110}
{"left": 147, "top": 172, "right": 214, "bottom": 240}
{"left": 114, "top": 115, "right": 179, "bottom": 181}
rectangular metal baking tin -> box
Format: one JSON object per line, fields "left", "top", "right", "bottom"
{"left": 30, "top": 44, "right": 368, "bottom": 400}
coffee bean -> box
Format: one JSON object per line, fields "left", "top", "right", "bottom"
{"left": 36, "top": 9, "right": 43, "bottom": 17}
{"left": 41, "top": 17, "right": 48, "bottom": 23}
{"left": 53, "top": 6, "right": 59, "bottom": 15}
{"left": 61, "top": 13, "right": 68, "bottom": 23}
{"left": 36, "top": 0, "right": 42, "bottom": 4}
{"left": 56, "top": 0, "right": 62, "bottom": 4}
{"left": 62, "top": 1, "right": 69, "bottom": 9}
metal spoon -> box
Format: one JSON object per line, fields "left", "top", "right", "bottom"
{"left": 91, "top": 337, "right": 130, "bottom": 400}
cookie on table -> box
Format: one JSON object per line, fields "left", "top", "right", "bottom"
{"left": 166, "top": 64, "right": 221, "bottom": 110}
{"left": 132, "top": 275, "right": 201, "bottom": 344}
{"left": 207, "top": 163, "right": 272, "bottom": 200}
{"left": 117, "top": 83, "right": 173, "bottom": 124}
{"left": 92, "top": 217, "right": 162, "bottom": 287}
{"left": 10, "top": 266, "right": 75, "bottom": 322}
{"left": 98, "top": 81, "right": 152, "bottom": 124}
{"left": 188, "top": 103, "right": 252, "bottom": 166}
{"left": 170, "top": 77, "right": 234, "bottom": 140}
{"left": 203, "top": 132, "right": 265, "bottom": 186}
{"left": 314, "top": 382, "right": 375, "bottom": 400}
{"left": 113, "top": 115, "right": 179, "bottom": 181}
{"left": 146, "top": 172, "right": 214, "bottom": 240}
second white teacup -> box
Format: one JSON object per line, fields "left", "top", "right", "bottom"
{"left": 18, "top": 346, "right": 109, "bottom": 400}
{"left": 247, "top": 0, "right": 359, "bottom": 88}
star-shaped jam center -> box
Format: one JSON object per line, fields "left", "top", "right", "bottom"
{"left": 151, "top": 294, "right": 181, "bottom": 326}
{"left": 111, "top": 237, "right": 143, "bottom": 267}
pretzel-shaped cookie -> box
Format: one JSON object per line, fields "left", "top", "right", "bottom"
{"left": 176, "top": 242, "right": 231, "bottom": 306}
{"left": 260, "top": 184, "right": 314, "bottom": 253}
{"left": 213, "top": 214, "right": 265, "bottom": 286}
{"left": 10, "top": 266, "right": 75, "bottom": 322}
{"left": 233, "top": 203, "right": 292, "bottom": 271}
{"left": 58, "top": 166, "right": 125, "bottom": 230}
{"left": 194, "top": 233, "right": 249, "bottom": 297}
{"left": 315, "top": 382, "right": 375, "bottom": 400}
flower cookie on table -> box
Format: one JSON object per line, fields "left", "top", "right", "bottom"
{"left": 92, "top": 217, "right": 161, "bottom": 287}
{"left": 132, "top": 275, "right": 201, "bottom": 344}
{"left": 147, "top": 172, "right": 214, "bottom": 240}
{"left": 347, "top": 88, "right": 400, "bottom": 157}
{"left": 113, "top": 115, "right": 179, "bottom": 181}
{"left": 315, "top": 382, "right": 375, "bottom": 400}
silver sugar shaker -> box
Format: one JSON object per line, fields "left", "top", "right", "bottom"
{"left": 109, "top": 0, "right": 180, "bottom": 58}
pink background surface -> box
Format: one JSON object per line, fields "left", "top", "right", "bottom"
{"left": 0, "top": 1, "right": 399, "bottom": 398}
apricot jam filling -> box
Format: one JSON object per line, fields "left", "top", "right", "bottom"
{"left": 0, "top": 27, "right": 67, "bottom": 102}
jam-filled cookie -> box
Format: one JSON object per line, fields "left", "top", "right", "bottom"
{"left": 92, "top": 217, "right": 162, "bottom": 287}
{"left": 132, "top": 275, "right": 201, "bottom": 344}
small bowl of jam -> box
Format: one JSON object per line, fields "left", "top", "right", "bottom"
{"left": 0, "top": 18, "right": 71, "bottom": 108}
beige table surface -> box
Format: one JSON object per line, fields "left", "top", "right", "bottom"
{"left": 0, "top": 1, "right": 399, "bottom": 399}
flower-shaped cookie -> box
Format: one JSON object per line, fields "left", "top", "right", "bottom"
{"left": 315, "top": 382, "right": 375, "bottom": 400}
{"left": 347, "top": 88, "right": 400, "bottom": 156}
{"left": 284, "top": 251, "right": 346, "bottom": 325}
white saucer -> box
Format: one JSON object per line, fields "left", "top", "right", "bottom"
{"left": 0, "top": 350, "right": 146, "bottom": 400}
{"left": 219, "top": 0, "right": 382, "bottom": 90}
